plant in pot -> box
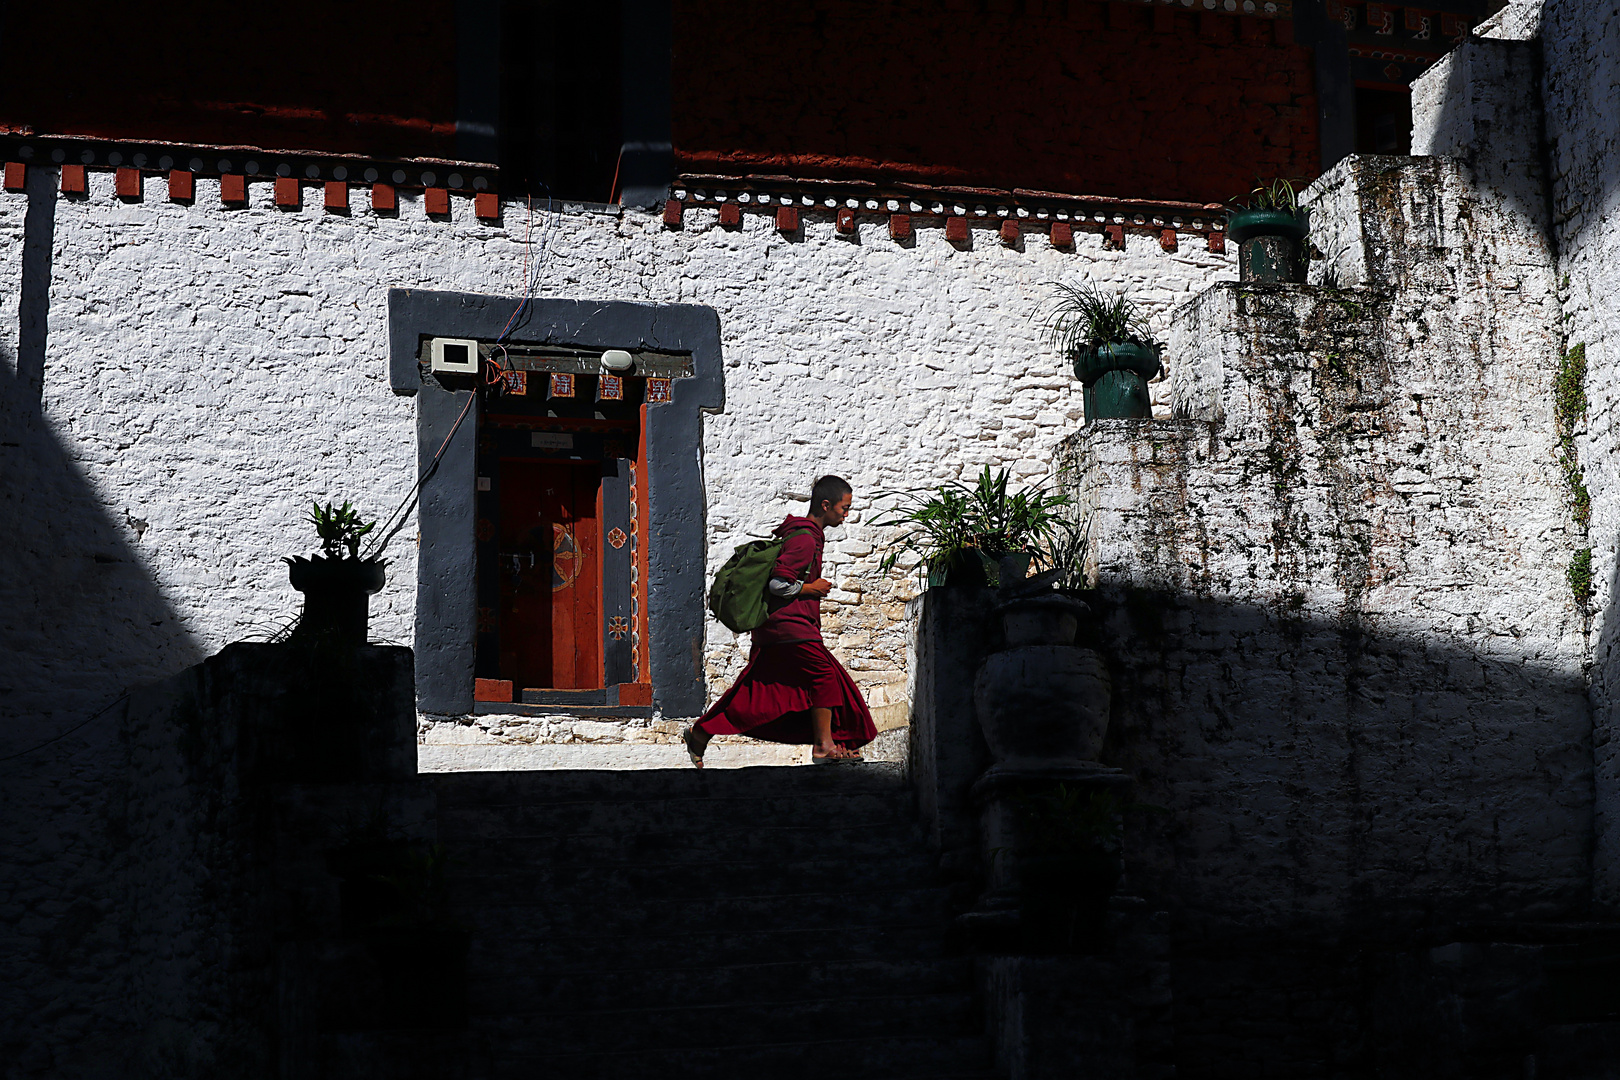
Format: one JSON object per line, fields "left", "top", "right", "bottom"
{"left": 875, "top": 466, "right": 1069, "bottom": 588}
{"left": 284, "top": 500, "right": 387, "bottom": 646}
{"left": 1044, "top": 283, "right": 1162, "bottom": 421}
{"left": 1226, "top": 177, "right": 1310, "bottom": 284}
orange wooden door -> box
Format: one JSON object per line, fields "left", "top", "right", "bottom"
{"left": 497, "top": 460, "right": 602, "bottom": 690}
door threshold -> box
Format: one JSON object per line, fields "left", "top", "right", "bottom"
{"left": 471, "top": 702, "right": 654, "bottom": 720}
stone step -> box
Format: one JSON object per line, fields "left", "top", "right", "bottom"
{"left": 487, "top": 1034, "right": 996, "bottom": 1080}
{"left": 419, "top": 739, "right": 814, "bottom": 773}
{"left": 468, "top": 956, "right": 975, "bottom": 1014}
{"left": 478, "top": 991, "right": 978, "bottom": 1053}
{"left": 457, "top": 885, "right": 953, "bottom": 938}
{"left": 441, "top": 819, "right": 928, "bottom": 866}
{"left": 432, "top": 763, "right": 908, "bottom": 808}
{"left": 447, "top": 853, "right": 943, "bottom": 901}
{"left": 465, "top": 921, "right": 950, "bottom": 971}
{"left": 438, "top": 789, "right": 914, "bottom": 837}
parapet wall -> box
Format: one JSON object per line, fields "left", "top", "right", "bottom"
{"left": 1061, "top": 151, "right": 1589, "bottom": 1067}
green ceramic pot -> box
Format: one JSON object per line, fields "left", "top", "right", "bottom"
{"left": 1225, "top": 208, "right": 1309, "bottom": 245}
{"left": 1073, "top": 341, "right": 1161, "bottom": 421}
{"left": 1227, "top": 208, "right": 1309, "bottom": 284}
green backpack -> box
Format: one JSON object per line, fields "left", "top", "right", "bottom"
{"left": 708, "top": 529, "right": 812, "bottom": 633}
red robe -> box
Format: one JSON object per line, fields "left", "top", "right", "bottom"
{"left": 694, "top": 515, "right": 877, "bottom": 748}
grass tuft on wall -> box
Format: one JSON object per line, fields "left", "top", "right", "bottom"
{"left": 1555, "top": 343, "right": 1590, "bottom": 529}
{"left": 1568, "top": 547, "right": 1593, "bottom": 603}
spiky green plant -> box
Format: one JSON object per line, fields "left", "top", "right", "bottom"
{"left": 1042, "top": 283, "right": 1156, "bottom": 359}
{"left": 874, "top": 466, "right": 1070, "bottom": 579}
{"left": 307, "top": 500, "right": 377, "bottom": 560}
{"left": 1236, "top": 177, "right": 1303, "bottom": 213}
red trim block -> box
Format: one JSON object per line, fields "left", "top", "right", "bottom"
{"left": 372, "top": 183, "right": 397, "bottom": 212}
{"left": 1208, "top": 230, "right": 1226, "bottom": 254}
{"left": 775, "top": 205, "right": 799, "bottom": 232}
{"left": 618, "top": 683, "right": 653, "bottom": 707}
{"left": 1000, "top": 219, "right": 1019, "bottom": 246}
{"left": 324, "top": 181, "right": 348, "bottom": 211}
{"left": 474, "top": 679, "right": 513, "bottom": 703}
{"left": 476, "top": 192, "right": 500, "bottom": 221}
{"left": 719, "top": 202, "right": 741, "bottom": 227}
{"left": 889, "top": 213, "right": 911, "bottom": 240}
{"left": 115, "top": 168, "right": 141, "bottom": 200}
{"left": 1160, "top": 228, "right": 1178, "bottom": 253}
{"left": 1050, "top": 222, "right": 1074, "bottom": 248}
{"left": 220, "top": 174, "right": 247, "bottom": 204}
{"left": 61, "top": 165, "right": 87, "bottom": 194}
{"left": 836, "top": 207, "right": 856, "bottom": 234}
{"left": 169, "top": 170, "right": 194, "bottom": 201}
{"left": 662, "top": 198, "right": 682, "bottom": 226}
{"left": 425, "top": 187, "right": 450, "bottom": 215}
{"left": 1104, "top": 224, "right": 1126, "bottom": 250}
{"left": 275, "top": 176, "right": 300, "bottom": 208}
{"left": 945, "top": 216, "right": 969, "bottom": 243}
{"left": 3, "top": 162, "right": 25, "bottom": 191}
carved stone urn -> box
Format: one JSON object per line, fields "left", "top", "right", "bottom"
{"left": 962, "top": 591, "right": 1128, "bottom": 948}
{"left": 973, "top": 594, "right": 1111, "bottom": 768}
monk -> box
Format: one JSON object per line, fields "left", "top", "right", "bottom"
{"left": 684, "top": 475, "right": 878, "bottom": 766}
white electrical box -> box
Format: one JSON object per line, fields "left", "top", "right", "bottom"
{"left": 430, "top": 337, "right": 480, "bottom": 375}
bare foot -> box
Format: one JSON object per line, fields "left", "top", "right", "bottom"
{"left": 812, "top": 744, "right": 863, "bottom": 762}
{"left": 683, "top": 726, "right": 711, "bottom": 768}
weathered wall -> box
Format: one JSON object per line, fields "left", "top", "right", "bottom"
{"left": 0, "top": 167, "right": 1232, "bottom": 755}
{"left": 674, "top": 0, "right": 1319, "bottom": 204}
{"left": 1540, "top": 0, "right": 1620, "bottom": 911}
{"left": 1061, "top": 154, "right": 1588, "bottom": 1074}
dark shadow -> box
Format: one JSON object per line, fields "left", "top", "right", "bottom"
{"left": 0, "top": 170, "right": 203, "bottom": 1075}
{"left": 1075, "top": 587, "right": 1592, "bottom": 1079}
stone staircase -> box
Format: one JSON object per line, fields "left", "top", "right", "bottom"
{"left": 433, "top": 763, "right": 1000, "bottom": 1079}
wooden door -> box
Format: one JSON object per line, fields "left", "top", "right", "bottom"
{"left": 497, "top": 460, "right": 602, "bottom": 690}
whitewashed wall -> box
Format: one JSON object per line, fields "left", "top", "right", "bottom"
{"left": 1541, "top": 0, "right": 1620, "bottom": 908}
{"left": 0, "top": 171, "right": 1233, "bottom": 751}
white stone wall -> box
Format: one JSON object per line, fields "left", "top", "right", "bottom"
{"left": 1065, "top": 154, "right": 1589, "bottom": 930}
{"left": 1541, "top": 0, "right": 1620, "bottom": 907}
{"left": 0, "top": 170, "right": 1233, "bottom": 750}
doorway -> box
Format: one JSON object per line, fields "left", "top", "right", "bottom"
{"left": 475, "top": 408, "right": 643, "bottom": 706}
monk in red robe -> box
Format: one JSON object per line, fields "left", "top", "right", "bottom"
{"left": 684, "top": 475, "right": 877, "bottom": 766}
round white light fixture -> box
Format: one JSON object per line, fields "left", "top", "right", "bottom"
{"left": 601, "top": 349, "right": 635, "bottom": 372}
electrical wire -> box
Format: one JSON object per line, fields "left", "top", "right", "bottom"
{"left": 360, "top": 186, "right": 558, "bottom": 562}
{"left": 0, "top": 692, "right": 129, "bottom": 764}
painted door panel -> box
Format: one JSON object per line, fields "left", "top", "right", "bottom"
{"left": 497, "top": 460, "right": 602, "bottom": 690}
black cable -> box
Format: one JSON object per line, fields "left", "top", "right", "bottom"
{"left": 0, "top": 692, "right": 129, "bottom": 764}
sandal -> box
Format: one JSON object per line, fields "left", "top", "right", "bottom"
{"left": 683, "top": 725, "right": 708, "bottom": 769}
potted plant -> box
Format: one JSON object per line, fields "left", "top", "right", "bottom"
{"left": 284, "top": 500, "right": 386, "bottom": 646}
{"left": 1226, "top": 177, "right": 1309, "bottom": 284}
{"left": 1044, "top": 283, "right": 1161, "bottom": 421}
{"left": 875, "top": 466, "right": 1069, "bottom": 588}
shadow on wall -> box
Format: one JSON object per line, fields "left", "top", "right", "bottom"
{"left": 0, "top": 174, "right": 202, "bottom": 1075}
{"left": 1086, "top": 588, "right": 1592, "bottom": 1079}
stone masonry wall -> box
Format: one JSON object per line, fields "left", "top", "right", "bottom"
{"left": 1540, "top": 0, "right": 1620, "bottom": 910}
{"left": 0, "top": 170, "right": 1232, "bottom": 752}
{"left": 1059, "top": 154, "right": 1589, "bottom": 1074}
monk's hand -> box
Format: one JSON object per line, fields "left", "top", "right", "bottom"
{"left": 800, "top": 578, "right": 833, "bottom": 598}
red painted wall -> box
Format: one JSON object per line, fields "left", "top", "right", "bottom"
{"left": 2, "top": 3, "right": 458, "bottom": 160}
{"left": 673, "top": 0, "right": 1321, "bottom": 205}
